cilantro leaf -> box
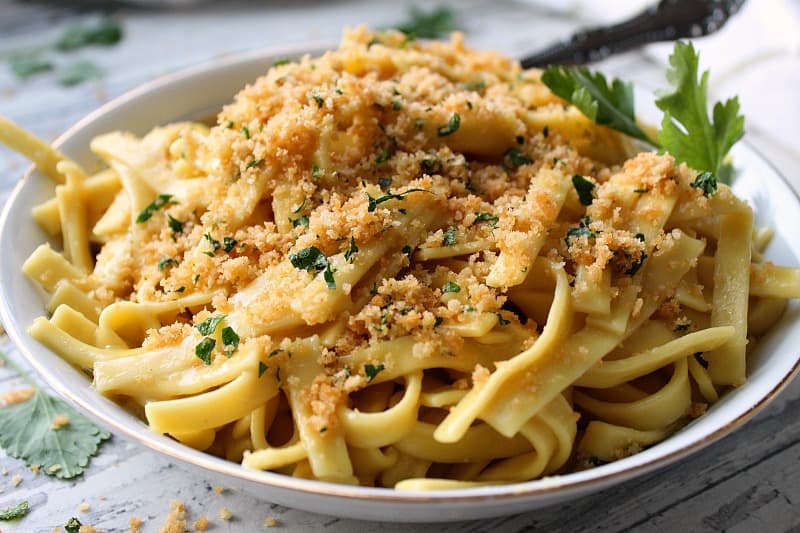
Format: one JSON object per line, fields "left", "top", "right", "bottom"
{"left": 541, "top": 65, "right": 656, "bottom": 146}
{"left": 0, "top": 388, "right": 110, "bottom": 480}
{"left": 656, "top": 41, "right": 744, "bottom": 184}
{"left": 0, "top": 501, "right": 29, "bottom": 521}
{"left": 136, "top": 194, "right": 174, "bottom": 223}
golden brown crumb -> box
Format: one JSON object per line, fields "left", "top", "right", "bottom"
{"left": 129, "top": 517, "right": 143, "bottom": 533}
{"left": 79, "top": 526, "right": 100, "bottom": 533}
{"left": 158, "top": 500, "right": 187, "bottom": 533}
{"left": 11, "top": 474, "right": 22, "bottom": 487}
{"left": 263, "top": 515, "right": 278, "bottom": 527}
{"left": 0, "top": 387, "right": 34, "bottom": 407}
{"left": 689, "top": 402, "right": 708, "bottom": 418}
{"left": 99, "top": 496, "right": 107, "bottom": 501}
{"left": 212, "top": 485, "right": 225, "bottom": 494}
{"left": 30, "top": 464, "right": 40, "bottom": 475}
{"left": 193, "top": 515, "right": 209, "bottom": 531}
{"left": 78, "top": 502, "right": 91, "bottom": 513}
{"left": 218, "top": 507, "right": 233, "bottom": 521}
{"left": 47, "top": 464, "right": 62, "bottom": 474}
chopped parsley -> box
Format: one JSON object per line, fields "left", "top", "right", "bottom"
{"left": 196, "top": 314, "right": 226, "bottom": 336}
{"left": 463, "top": 80, "right": 486, "bottom": 93}
{"left": 496, "top": 313, "right": 511, "bottom": 326}
{"left": 273, "top": 58, "right": 290, "bottom": 66}
{"left": 364, "top": 363, "right": 385, "bottom": 382}
{"left": 167, "top": 214, "right": 185, "bottom": 235}
{"left": 245, "top": 158, "right": 263, "bottom": 169}
{"left": 0, "top": 501, "right": 29, "bottom": 521}
{"left": 420, "top": 156, "right": 443, "bottom": 175}
{"left": 64, "top": 517, "right": 82, "bottom": 533}
{"left": 135, "top": 194, "right": 174, "bottom": 223}
{"left": 258, "top": 362, "right": 268, "bottom": 377}
{"left": 311, "top": 164, "right": 323, "bottom": 179}
{"left": 221, "top": 326, "right": 240, "bottom": 355}
{"left": 204, "top": 233, "right": 222, "bottom": 255}
{"left": 223, "top": 236, "right": 237, "bottom": 253}
{"left": 401, "top": 245, "right": 413, "bottom": 257}
{"left": 269, "top": 348, "right": 283, "bottom": 358}
{"left": 312, "top": 94, "right": 324, "bottom": 108}
{"left": 157, "top": 257, "right": 178, "bottom": 271}
{"left": 9, "top": 55, "right": 52, "bottom": 79}
{"left": 292, "top": 197, "right": 307, "bottom": 214}
{"left": 624, "top": 252, "right": 648, "bottom": 276}
{"left": 437, "top": 113, "right": 461, "bottom": 136}
{"left": 57, "top": 18, "right": 123, "bottom": 51}
{"left": 291, "top": 216, "right": 309, "bottom": 228}
{"left": 473, "top": 211, "right": 499, "bottom": 227}
{"left": 442, "top": 226, "right": 457, "bottom": 246}
{"left": 633, "top": 188, "right": 650, "bottom": 193}
{"left": 394, "top": 6, "right": 457, "bottom": 39}
{"left": 442, "top": 281, "right": 461, "bottom": 293}
{"left": 691, "top": 171, "right": 718, "bottom": 196}
{"left": 195, "top": 337, "right": 216, "bottom": 365}
{"left": 241, "top": 125, "right": 250, "bottom": 139}
{"left": 289, "top": 245, "right": 328, "bottom": 273}
{"left": 366, "top": 188, "right": 427, "bottom": 212}
{"left": 564, "top": 220, "right": 595, "bottom": 247}
{"left": 344, "top": 236, "right": 359, "bottom": 263}
{"left": 375, "top": 147, "right": 392, "bottom": 164}
{"left": 503, "top": 148, "right": 532, "bottom": 168}
{"left": 572, "top": 174, "right": 596, "bottom": 206}
{"left": 674, "top": 322, "right": 692, "bottom": 332}
{"left": 323, "top": 263, "right": 337, "bottom": 289}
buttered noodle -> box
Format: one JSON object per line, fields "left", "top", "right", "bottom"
{"left": 4, "top": 28, "right": 800, "bottom": 489}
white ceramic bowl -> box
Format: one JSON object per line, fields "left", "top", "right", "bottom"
{"left": 1, "top": 44, "right": 799, "bottom": 522}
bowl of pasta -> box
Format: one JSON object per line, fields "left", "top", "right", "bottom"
{"left": 0, "top": 28, "right": 799, "bottom": 522}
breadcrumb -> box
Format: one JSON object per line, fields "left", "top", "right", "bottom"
{"left": 218, "top": 507, "right": 233, "bottom": 521}
{"left": 129, "top": 517, "right": 143, "bottom": 533}
{"left": 11, "top": 474, "right": 22, "bottom": 487}
{"left": 263, "top": 515, "right": 278, "bottom": 527}
{"left": 158, "top": 500, "right": 187, "bottom": 533}
{"left": 193, "top": 515, "right": 209, "bottom": 531}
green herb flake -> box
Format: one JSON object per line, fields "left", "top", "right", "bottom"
{"left": 691, "top": 171, "right": 718, "bottom": 196}
{"left": 195, "top": 337, "right": 216, "bottom": 365}
{"left": 401, "top": 245, "right": 413, "bottom": 257}
{"left": 289, "top": 245, "right": 328, "bottom": 273}
{"left": 241, "top": 126, "right": 250, "bottom": 139}
{"left": 437, "top": 113, "right": 461, "bottom": 137}
{"left": 56, "top": 18, "right": 122, "bottom": 51}
{"left": 311, "top": 164, "right": 323, "bottom": 180}
{"left": 0, "top": 501, "right": 29, "bottom": 521}
{"left": 258, "top": 362, "right": 268, "bottom": 377}
{"left": 624, "top": 252, "right": 648, "bottom": 276}
{"left": 9, "top": 54, "right": 53, "bottom": 79}
{"left": 442, "top": 281, "right": 461, "bottom": 293}
{"left": 291, "top": 215, "right": 309, "bottom": 228}
{"left": 64, "top": 517, "right": 82, "bottom": 533}
{"left": 223, "top": 236, "right": 237, "bottom": 253}
{"left": 420, "top": 156, "right": 443, "bottom": 175}
{"left": 473, "top": 211, "right": 499, "bottom": 227}
{"left": 366, "top": 188, "right": 427, "bottom": 212}
{"left": 496, "top": 313, "right": 511, "bottom": 326}
{"left": 375, "top": 147, "right": 392, "bottom": 164}
{"left": 136, "top": 194, "right": 174, "bottom": 223}
{"left": 221, "top": 326, "right": 240, "bottom": 354}
{"left": 633, "top": 188, "right": 649, "bottom": 193}
{"left": 394, "top": 6, "right": 457, "bottom": 39}
{"left": 503, "top": 148, "right": 532, "bottom": 169}
{"left": 364, "top": 363, "right": 385, "bottom": 382}
{"left": 312, "top": 94, "right": 324, "bottom": 108}
{"left": 273, "top": 58, "right": 290, "bottom": 67}
{"left": 564, "top": 225, "right": 595, "bottom": 247}
{"left": 292, "top": 197, "right": 307, "bottom": 214}
{"left": 175, "top": 286, "right": 186, "bottom": 293}
{"left": 463, "top": 80, "right": 486, "bottom": 93}
{"left": 378, "top": 177, "right": 392, "bottom": 190}
{"left": 344, "top": 236, "right": 359, "bottom": 263}
{"left": 57, "top": 60, "right": 103, "bottom": 87}
{"left": 269, "top": 349, "right": 283, "bottom": 358}
{"left": 246, "top": 158, "right": 263, "bottom": 169}
{"left": 442, "top": 226, "right": 457, "bottom": 246}
{"left": 158, "top": 257, "right": 178, "bottom": 271}
{"left": 196, "top": 314, "right": 226, "bottom": 336}
{"left": 571, "top": 174, "right": 596, "bottom": 206}
{"left": 204, "top": 232, "right": 221, "bottom": 254}
{"left": 167, "top": 214, "right": 185, "bottom": 234}
{"left": 324, "top": 263, "right": 337, "bottom": 290}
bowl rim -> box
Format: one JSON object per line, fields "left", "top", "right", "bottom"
{"left": 2, "top": 42, "right": 800, "bottom": 506}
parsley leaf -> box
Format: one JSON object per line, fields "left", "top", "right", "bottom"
{"left": 221, "top": 326, "right": 240, "bottom": 355}
{"left": 196, "top": 314, "right": 226, "bottom": 336}
{"left": 442, "top": 281, "right": 461, "bottom": 293}
{"left": 195, "top": 337, "right": 216, "bottom": 365}
{"left": 56, "top": 18, "right": 123, "bottom": 51}
{"left": 57, "top": 60, "right": 103, "bottom": 87}
{"left": 473, "top": 212, "right": 499, "bottom": 227}
{"left": 65, "top": 517, "right": 82, "bottom": 533}
{"left": 135, "top": 194, "right": 174, "bottom": 223}
{"left": 656, "top": 42, "right": 744, "bottom": 184}
{"left": 167, "top": 214, "right": 184, "bottom": 235}
{"left": 157, "top": 257, "right": 178, "bottom": 271}
{"left": 0, "top": 354, "right": 110, "bottom": 480}
{"left": 0, "top": 501, "right": 29, "bottom": 521}
{"left": 541, "top": 65, "right": 655, "bottom": 146}
{"left": 344, "top": 236, "right": 359, "bottom": 263}
{"left": 625, "top": 252, "right": 648, "bottom": 276}
{"left": 691, "top": 171, "right": 718, "bottom": 196}
{"left": 324, "top": 263, "right": 337, "bottom": 289}
{"left": 366, "top": 188, "right": 426, "bottom": 212}
{"left": 203, "top": 233, "right": 221, "bottom": 255}
{"left": 364, "top": 363, "right": 385, "bottom": 382}
{"left": 437, "top": 113, "right": 461, "bottom": 136}
{"left": 258, "top": 362, "right": 268, "bottom": 377}
{"left": 9, "top": 54, "right": 53, "bottom": 79}
{"left": 223, "top": 236, "right": 237, "bottom": 253}
{"left": 291, "top": 215, "right": 309, "bottom": 228}
{"left": 572, "top": 175, "right": 595, "bottom": 206}
{"left": 394, "top": 6, "right": 457, "bottom": 39}
{"left": 290, "top": 246, "right": 328, "bottom": 272}
{"left": 503, "top": 148, "right": 532, "bottom": 169}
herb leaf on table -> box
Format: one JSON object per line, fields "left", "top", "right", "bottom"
{"left": 0, "top": 352, "right": 111, "bottom": 479}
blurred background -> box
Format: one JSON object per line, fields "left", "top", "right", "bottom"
{"left": 0, "top": 0, "right": 798, "bottom": 199}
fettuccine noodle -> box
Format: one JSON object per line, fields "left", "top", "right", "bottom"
{"left": 4, "top": 28, "right": 799, "bottom": 489}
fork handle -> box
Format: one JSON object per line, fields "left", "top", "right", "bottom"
{"left": 520, "top": 0, "right": 744, "bottom": 68}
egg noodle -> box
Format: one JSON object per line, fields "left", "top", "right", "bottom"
{"left": 2, "top": 28, "right": 799, "bottom": 489}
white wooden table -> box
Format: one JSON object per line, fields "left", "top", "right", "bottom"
{"left": 1, "top": 1, "right": 799, "bottom": 531}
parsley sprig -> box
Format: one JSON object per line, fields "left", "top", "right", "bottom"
{"left": 0, "top": 352, "right": 111, "bottom": 479}
{"left": 541, "top": 41, "right": 744, "bottom": 184}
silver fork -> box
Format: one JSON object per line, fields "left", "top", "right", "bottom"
{"left": 520, "top": 0, "right": 747, "bottom": 68}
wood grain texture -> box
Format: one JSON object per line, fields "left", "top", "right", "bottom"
{"left": 0, "top": 1, "right": 799, "bottom": 531}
